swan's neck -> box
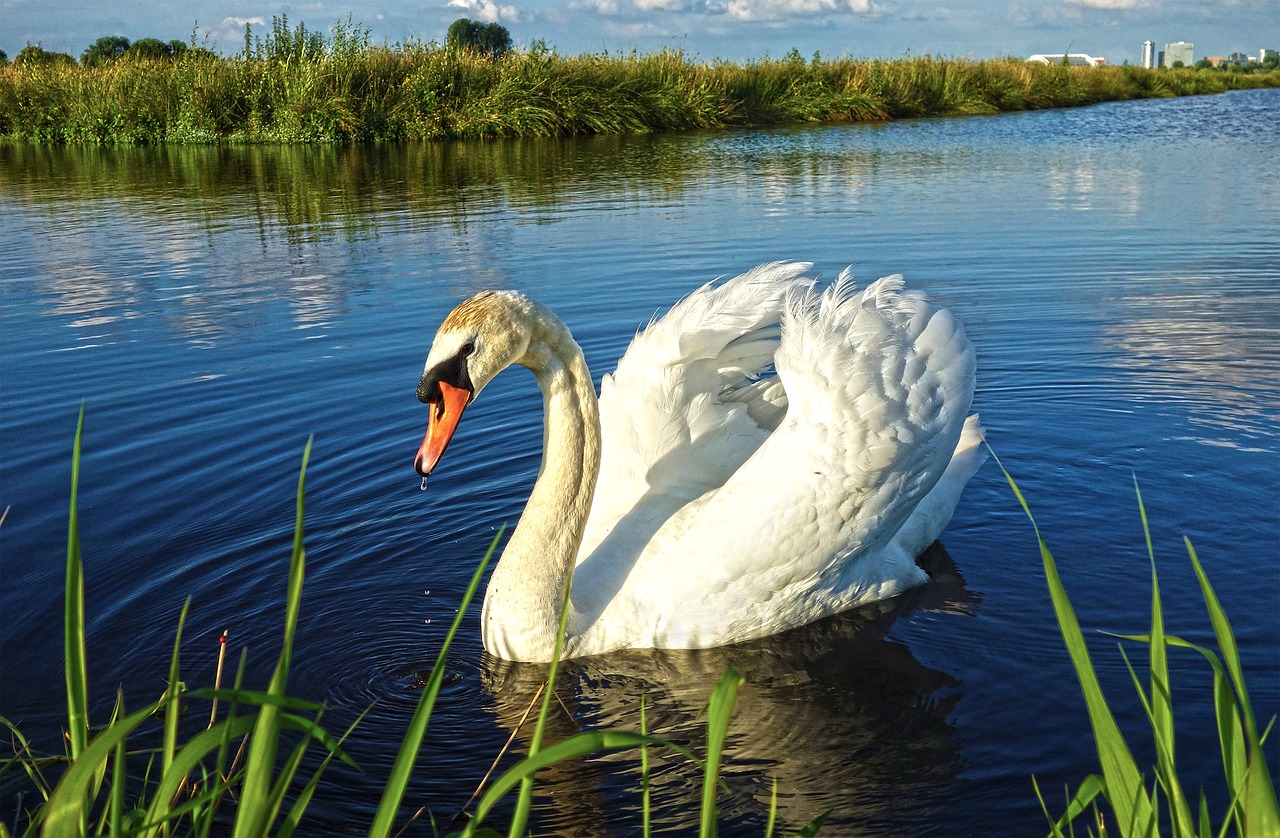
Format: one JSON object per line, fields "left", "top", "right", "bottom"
{"left": 481, "top": 319, "right": 600, "bottom": 662}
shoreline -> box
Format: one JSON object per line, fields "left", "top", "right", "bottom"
{"left": 2, "top": 49, "right": 1277, "bottom": 145}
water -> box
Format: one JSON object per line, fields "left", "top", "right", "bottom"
{"left": 2, "top": 89, "right": 1278, "bottom": 835}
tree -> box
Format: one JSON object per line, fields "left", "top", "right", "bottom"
{"left": 14, "top": 44, "right": 76, "bottom": 66}
{"left": 81, "top": 34, "right": 130, "bottom": 66}
{"left": 0, "top": 49, "right": 8, "bottom": 66}
{"left": 1194, "top": 58, "right": 1212, "bottom": 70}
{"left": 446, "top": 17, "right": 512, "bottom": 58}
{"left": 128, "top": 37, "right": 173, "bottom": 59}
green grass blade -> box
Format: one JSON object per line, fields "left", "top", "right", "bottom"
{"left": 469, "top": 730, "right": 674, "bottom": 829}
{"left": 1185, "top": 540, "right": 1280, "bottom": 835}
{"left": 763, "top": 778, "right": 777, "bottom": 838}
{"left": 1134, "top": 481, "right": 1193, "bottom": 836}
{"left": 995, "top": 455, "right": 1152, "bottom": 832}
{"left": 64, "top": 404, "right": 89, "bottom": 762}
{"left": 161, "top": 599, "right": 192, "bottom": 795}
{"left": 0, "top": 717, "right": 55, "bottom": 826}
{"left": 41, "top": 701, "right": 162, "bottom": 837}
{"left": 368, "top": 527, "right": 502, "bottom": 838}
{"left": 109, "top": 691, "right": 127, "bottom": 837}
{"left": 233, "top": 437, "right": 312, "bottom": 838}
{"left": 140, "top": 715, "right": 258, "bottom": 834}
{"left": 185, "top": 687, "right": 327, "bottom": 713}
{"left": 1032, "top": 775, "right": 1071, "bottom": 837}
{"left": 262, "top": 728, "right": 316, "bottom": 832}
{"left": 699, "top": 667, "right": 743, "bottom": 838}
{"left": 278, "top": 706, "right": 371, "bottom": 838}
{"left": 1185, "top": 540, "right": 1258, "bottom": 745}
{"left": 792, "top": 810, "right": 830, "bottom": 837}
{"left": 640, "top": 693, "right": 651, "bottom": 838}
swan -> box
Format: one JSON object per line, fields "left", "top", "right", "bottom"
{"left": 413, "top": 262, "right": 985, "bottom": 662}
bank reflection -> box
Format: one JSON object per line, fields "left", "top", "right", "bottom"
{"left": 475, "top": 543, "right": 978, "bottom": 835}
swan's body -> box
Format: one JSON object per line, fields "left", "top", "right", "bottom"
{"left": 414, "top": 262, "right": 984, "bottom": 662}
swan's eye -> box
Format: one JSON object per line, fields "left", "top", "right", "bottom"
{"left": 460, "top": 341, "right": 476, "bottom": 358}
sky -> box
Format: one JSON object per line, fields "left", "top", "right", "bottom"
{"left": 3, "top": 0, "right": 1277, "bottom": 66}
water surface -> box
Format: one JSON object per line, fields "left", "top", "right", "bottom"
{"left": 2, "top": 89, "right": 1278, "bottom": 835}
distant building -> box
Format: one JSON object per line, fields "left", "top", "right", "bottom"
{"left": 1163, "top": 41, "right": 1194, "bottom": 67}
{"left": 1141, "top": 40, "right": 1155, "bottom": 69}
{"left": 1206, "top": 56, "right": 1228, "bottom": 68}
{"left": 1261, "top": 48, "right": 1278, "bottom": 63}
{"left": 1026, "top": 53, "right": 1107, "bottom": 67}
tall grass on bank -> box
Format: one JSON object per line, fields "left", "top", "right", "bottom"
{"left": 2, "top": 36, "right": 1277, "bottom": 144}
{"left": 0, "top": 411, "right": 812, "bottom": 837}
{"left": 998, "top": 461, "right": 1279, "bottom": 837}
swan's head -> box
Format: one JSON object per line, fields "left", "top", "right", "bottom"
{"left": 414, "top": 291, "right": 540, "bottom": 477}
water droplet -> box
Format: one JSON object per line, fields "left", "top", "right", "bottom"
{"left": 420, "top": 476, "right": 428, "bottom": 491}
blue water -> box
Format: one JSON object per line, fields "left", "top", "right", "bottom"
{"left": 2, "top": 88, "right": 1278, "bottom": 835}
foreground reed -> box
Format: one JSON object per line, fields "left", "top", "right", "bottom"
{"left": 0, "top": 410, "right": 812, "bottom": 837}
{"left": 2, "top": 413, "right": 1275, "bottom": 835}
{"left": 998, "top": 461, "right": 1279, "bottom": 837}
{"left": 2, "top": 41, "right": 1276, "bottom": 144}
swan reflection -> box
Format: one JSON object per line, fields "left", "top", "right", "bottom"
{"left": 476, "top": 543, "right": 978, "bottom": 835}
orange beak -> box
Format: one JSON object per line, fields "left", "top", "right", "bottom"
{"left": 415, "top": 380, "right": 471, "bottom": 477}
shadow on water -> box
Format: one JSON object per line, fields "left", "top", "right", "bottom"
{"left": 466, "top": 543, "right": 978, "bottom": 836}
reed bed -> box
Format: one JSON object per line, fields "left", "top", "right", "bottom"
{"left": 2, "top": 44, "right": 1276, "bottom": 144}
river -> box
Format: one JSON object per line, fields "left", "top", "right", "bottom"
{"left": 1, "top": 88, "right": 1277, "bottom": 835}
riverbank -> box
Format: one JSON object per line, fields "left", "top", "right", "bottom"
{"left": 2, "top": 45, "right": 1277, "bottom": 144}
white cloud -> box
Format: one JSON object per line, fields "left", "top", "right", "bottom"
{"left": 721, "top": 0, "right": 875, "bottom": 20}
{"left": 635, "top": 0, "right": 688, "bottom": 10}
{"left": 1063, "top": 0, "right": 1146, "bottom": 8}
{"left": 446, "top": 0, "right": 522, "bottom": 24}
{"left": 222, "top": 16, "right": 267, "bottom": 28}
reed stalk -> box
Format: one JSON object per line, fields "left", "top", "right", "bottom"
{"left": 996, "top": 456, "right": 1280, "bottom": 837}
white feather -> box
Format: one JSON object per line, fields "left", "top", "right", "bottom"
{"left": 420, "top": 261, "right": 985, "bottom": 661}
{"left": 567, "top": 263, "right": 981, "bottom": 655}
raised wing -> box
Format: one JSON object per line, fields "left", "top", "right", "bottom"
{"left": 572, "top": 271, "right": 976, "bottom": 652}
{"left": 576, "top": 262, "right": 814, "bottom": 563}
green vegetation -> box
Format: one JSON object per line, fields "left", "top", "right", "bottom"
{"left": 1, "top": 17, "right": 1277, "bottom": 144}
{"left": 446, "top": 18, "right": 513, "bottom": 59}
{"left": 1195, "top": 54, "right": 1280, "bottom": 72}
{"left": 1, "top": 413, "right": 1275, "bottom": 835}
{"left": 0, "top": 410, "right": 813, "bottom": 837}
{"left": 80, "top": 34, "right": 210, "bottom": 66}
{"left": 998, "top": 462, "right": 1279, "bottom": 837}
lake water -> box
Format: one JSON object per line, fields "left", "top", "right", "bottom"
{"left": 2, "top": 88, "right": 1277, "bottom": 835}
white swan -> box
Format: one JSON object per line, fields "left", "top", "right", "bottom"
{"left": 413, "top": 262, "right": 985, "bottom": 662}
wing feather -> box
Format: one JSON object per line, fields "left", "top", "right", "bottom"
{"left": 574, "top": 270, "right": 976, "bottom": 650}
{"left": 577, "top": 262, "right": 814, "bottom": 561}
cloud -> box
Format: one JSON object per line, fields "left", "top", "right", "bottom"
{"left": 720, "top": 0, "right": 875, "bottom": 21}
{"left": 446, "top": 0, "right": 522, "bottom": 23}
{"left": 1063, "top": 0, "right": 1146, "bottom": 8}
{"left": 635, "top": 0, "right": 688, "bottom": 11}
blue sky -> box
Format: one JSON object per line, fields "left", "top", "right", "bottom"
{"left": 3, "top": 0, "right": 1276, "bottom": 66}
